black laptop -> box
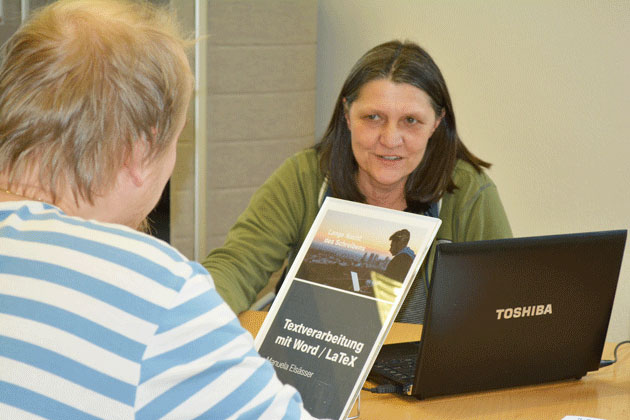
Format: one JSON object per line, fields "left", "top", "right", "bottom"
{"left": 368, "top": 230, "right": 627, "bottom": 399}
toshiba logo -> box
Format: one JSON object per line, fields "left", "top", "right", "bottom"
{"left": 496, "top": 304, "right": 552, "bottom": 320}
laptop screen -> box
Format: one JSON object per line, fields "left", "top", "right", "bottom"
{"left": 412, "top": 230, "right": 626, "bottom": 398}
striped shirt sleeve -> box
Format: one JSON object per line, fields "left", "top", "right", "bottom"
{"left": 0, "top": 202, "right": 322, "bottom": 419}
{"left": 134, "top": 267, "right": 322, "bottom": 419}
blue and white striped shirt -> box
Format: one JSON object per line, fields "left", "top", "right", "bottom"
{"left": 0, "top": 201, "right": 319, "bottom": 419}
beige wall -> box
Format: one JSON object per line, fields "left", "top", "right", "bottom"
{"left": 316, "top": 0, "right": 630, "bottom": 342}
{"left": 203, "top": 0, "right": 318, "bottom": 255}
{"left": 169, "top": 0, "right": 318, "bottom": 259}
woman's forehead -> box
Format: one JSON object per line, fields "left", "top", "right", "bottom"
{"left": 351, "top": 79, "right": 434, "bottom": 112}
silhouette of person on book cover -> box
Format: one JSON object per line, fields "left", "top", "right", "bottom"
{"left": 384, "top": 229, "right": 415, "bottom": 281}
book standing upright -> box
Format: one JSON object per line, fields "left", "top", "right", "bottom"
{"left": 255, "top": 197, "right": 441, "bottom": 419}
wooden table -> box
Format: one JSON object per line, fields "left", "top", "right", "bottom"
{"left": 238, "top": 311, "right": 630, "bottom": 420}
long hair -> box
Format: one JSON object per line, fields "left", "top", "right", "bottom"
{"left": 315, "top": 40, "right": 489, "bottom": 212}
{"left": 0, "top": 0, "right": 194, "bottom": 203}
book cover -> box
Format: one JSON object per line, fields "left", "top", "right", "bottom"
{"left": 255, "top": 197, "right": 441, "bottom": 419}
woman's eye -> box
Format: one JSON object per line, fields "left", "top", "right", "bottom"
{"left": 405, "top": 116, "right": 418, "bottom": 124}
{"left": 365, "top": 114, "right": 379, "bottom": 121}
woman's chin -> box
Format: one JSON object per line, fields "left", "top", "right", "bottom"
{"left": 364, "top": 174, "right": 408, "bottom": 191}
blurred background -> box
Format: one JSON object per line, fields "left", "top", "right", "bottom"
{"left": 2, "top": 0, "right": 627, "bottom": 342}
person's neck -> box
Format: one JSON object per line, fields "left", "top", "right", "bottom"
{"left": 0, "top": 171, "right": 141, "bottom": 229}
{"left": 1, "top": 182, "right": 52, "bottom": 204}
{"left": 366, "top": 194, "right": 406, "bottom": 210}
{"left": 358, "top": 177, "right": 407, "bottom": 211}
{"left": 0, "top": 173, "right": 76, "bottom": 215}
{"left": 0, "top": 181, "right": 127, "bottom": 227}
{"left": 1, "top": 188, "right": 42, "bottom": 202}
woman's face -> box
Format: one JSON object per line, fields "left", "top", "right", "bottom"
{"left": 345, "top": 79, "right": 442, "bottom": 199}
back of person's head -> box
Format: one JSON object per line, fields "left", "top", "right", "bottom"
{"left": 0, "top": 0, "right": 193, "bottom": 203}
{"left": 317, "top": 40, "right": 489, "bottom": 210}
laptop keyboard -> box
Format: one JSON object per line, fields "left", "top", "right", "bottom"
{"left": 372, "top": 355, "right": 417, "bottom": 383}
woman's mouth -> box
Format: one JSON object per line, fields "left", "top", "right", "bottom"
{"left": 378, "top": 155, "right": 402, "bottom": 161}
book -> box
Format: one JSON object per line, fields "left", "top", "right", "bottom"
{"left": 254, "top": 197, "right": 441, "bottom": 419}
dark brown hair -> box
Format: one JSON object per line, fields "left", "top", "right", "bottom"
{"left": 315, "top": 40, "right": 489, "bottom": 212}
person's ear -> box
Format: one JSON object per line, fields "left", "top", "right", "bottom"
{"left": 433, "top": 108, "right": 446, "bottom": 131}
{"left": 124, "top": 138, "right": 151, "bottom": 188}
{"left": 343, "top": 98, "right": 351, "bottom": 131}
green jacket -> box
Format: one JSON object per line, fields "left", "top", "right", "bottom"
{"left": 203, "top": 148, "right": 512, "bottom": 314}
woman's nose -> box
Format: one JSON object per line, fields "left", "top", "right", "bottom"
{"left": 379, "top": 122, "right": 403, "bottom": 147}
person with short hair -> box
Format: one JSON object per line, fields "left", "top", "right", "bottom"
{"left": 203, "top": 40, "right": 512, "bottom": 323}
{"left": 384, "top": 229, "right": 415, "bottom": 281}
{"left": 0, "top": 1, "right": 320, "bottom": 418}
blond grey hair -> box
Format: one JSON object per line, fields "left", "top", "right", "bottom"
{"left": 0, "top": 0, "right": 194, "bottom": 203}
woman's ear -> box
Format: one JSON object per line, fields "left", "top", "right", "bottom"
{"left": 433, "top": 108, "right": 446, "bottom": 132}
{"left": 343, "top": 98, "right": 351, "bottom": 131}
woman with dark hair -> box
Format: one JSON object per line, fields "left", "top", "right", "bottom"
{"left": 203, "top": 40, "right": 512, "bottom": 322}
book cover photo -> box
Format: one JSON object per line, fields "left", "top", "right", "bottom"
{"left": 255, "top": 197, "right": 441, "bottom": 420}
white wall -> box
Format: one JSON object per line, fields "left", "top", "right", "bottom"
{"left": 316, "top": 0, "right": 630, "bottom": 342}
